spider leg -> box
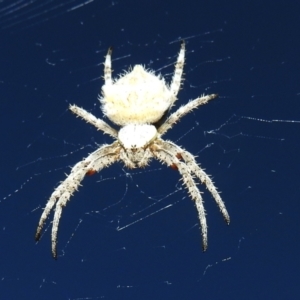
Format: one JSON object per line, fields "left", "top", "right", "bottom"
{"left": 104, "top": 47, "right": 113, "bottom": 85}
{"left": 163, "top": 140, "right": 230, "bottom": 224}
{"left": 35, "top": 159, "right": 93, "bottom": 257}
{"left": 69, "top": 104, "right": 118, "bottom": 138}
{"left": 158, "top": 94, "right": 218, "bottom": 136}
{"left": 152, "top": 141, "right": 208, "bottom": 251}
{"left": 35, "top": 142, "right": 120, "bottom": 259}
{"left": 169, "top": 41, "right": 185, "bottom": 107}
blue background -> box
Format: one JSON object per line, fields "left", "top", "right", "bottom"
{"left": 0, "top": 0, "right": 299, "bottom": 299}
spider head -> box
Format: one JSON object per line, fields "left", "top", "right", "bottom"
{"left": 118, "top": 124, "right": 157, "bottom": 169}
{"left": 118, "top": 124, "right": 158, "bottom": 169}
{"left": 118, "top": 124, "right": 157, "bottom": 149}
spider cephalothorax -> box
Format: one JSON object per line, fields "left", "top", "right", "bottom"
{"left": 35, "top": 41, "right": 230, "bottom": 259}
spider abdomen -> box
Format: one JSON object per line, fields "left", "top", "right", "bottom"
{"left": 101, "top": 65, "right": 173, "bottom": 125}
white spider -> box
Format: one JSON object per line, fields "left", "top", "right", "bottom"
{"left": 35, "top": 41, "right": 230, "bottom": 259}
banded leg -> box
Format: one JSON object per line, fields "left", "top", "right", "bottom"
{"left": 153, "top": 143, "right": 208, "bottom": 251}
{"left": 163, "top": 140, "right": 230, "bottom": 224}
{"left": 69, "top": 104, "right": 118, "bottom": 138}
{"left": 104, "top": 47, "right": 113, "bottom": 85}
{"left": 158, "top": 94, "right": 218, "bottom": 136}
{"left": 169, "top": 41, "right": 185, "bottom": 107}
{"left": 35, "top": 142, "right": 119, "bottom": 259}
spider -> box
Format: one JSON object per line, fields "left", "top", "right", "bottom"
{"left": 35, "top": 41, "right": 230, "bottom": 259}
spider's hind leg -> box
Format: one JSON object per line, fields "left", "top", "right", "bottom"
{"left": 104, "top": 47, "right": 113, "bottom": 85}
{"left": 169, "top": 41, "right": 185, "bottom": 106}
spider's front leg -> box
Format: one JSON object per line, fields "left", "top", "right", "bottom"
{"left": 164, "top": 140, "right": 230, "bottom": 225}
{"left": 35, "top": 142, "right": 120, "bottom": 259}
{"left": 35, "top": 158, "right": 94, "bottom": 258}
{"left": 152, "top": 141, "right": 208, "bottom": 251}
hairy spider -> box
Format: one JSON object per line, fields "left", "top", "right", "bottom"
{"left": 35, "top": 41, "right": 230, "bottom": 259}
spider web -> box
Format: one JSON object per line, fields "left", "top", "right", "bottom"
{"left": 1, "top": 1, "right": 299, "bottom": 299}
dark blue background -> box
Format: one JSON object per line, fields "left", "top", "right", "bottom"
{"left": 0, "top": 0, "right": 299, "bottom": 299}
